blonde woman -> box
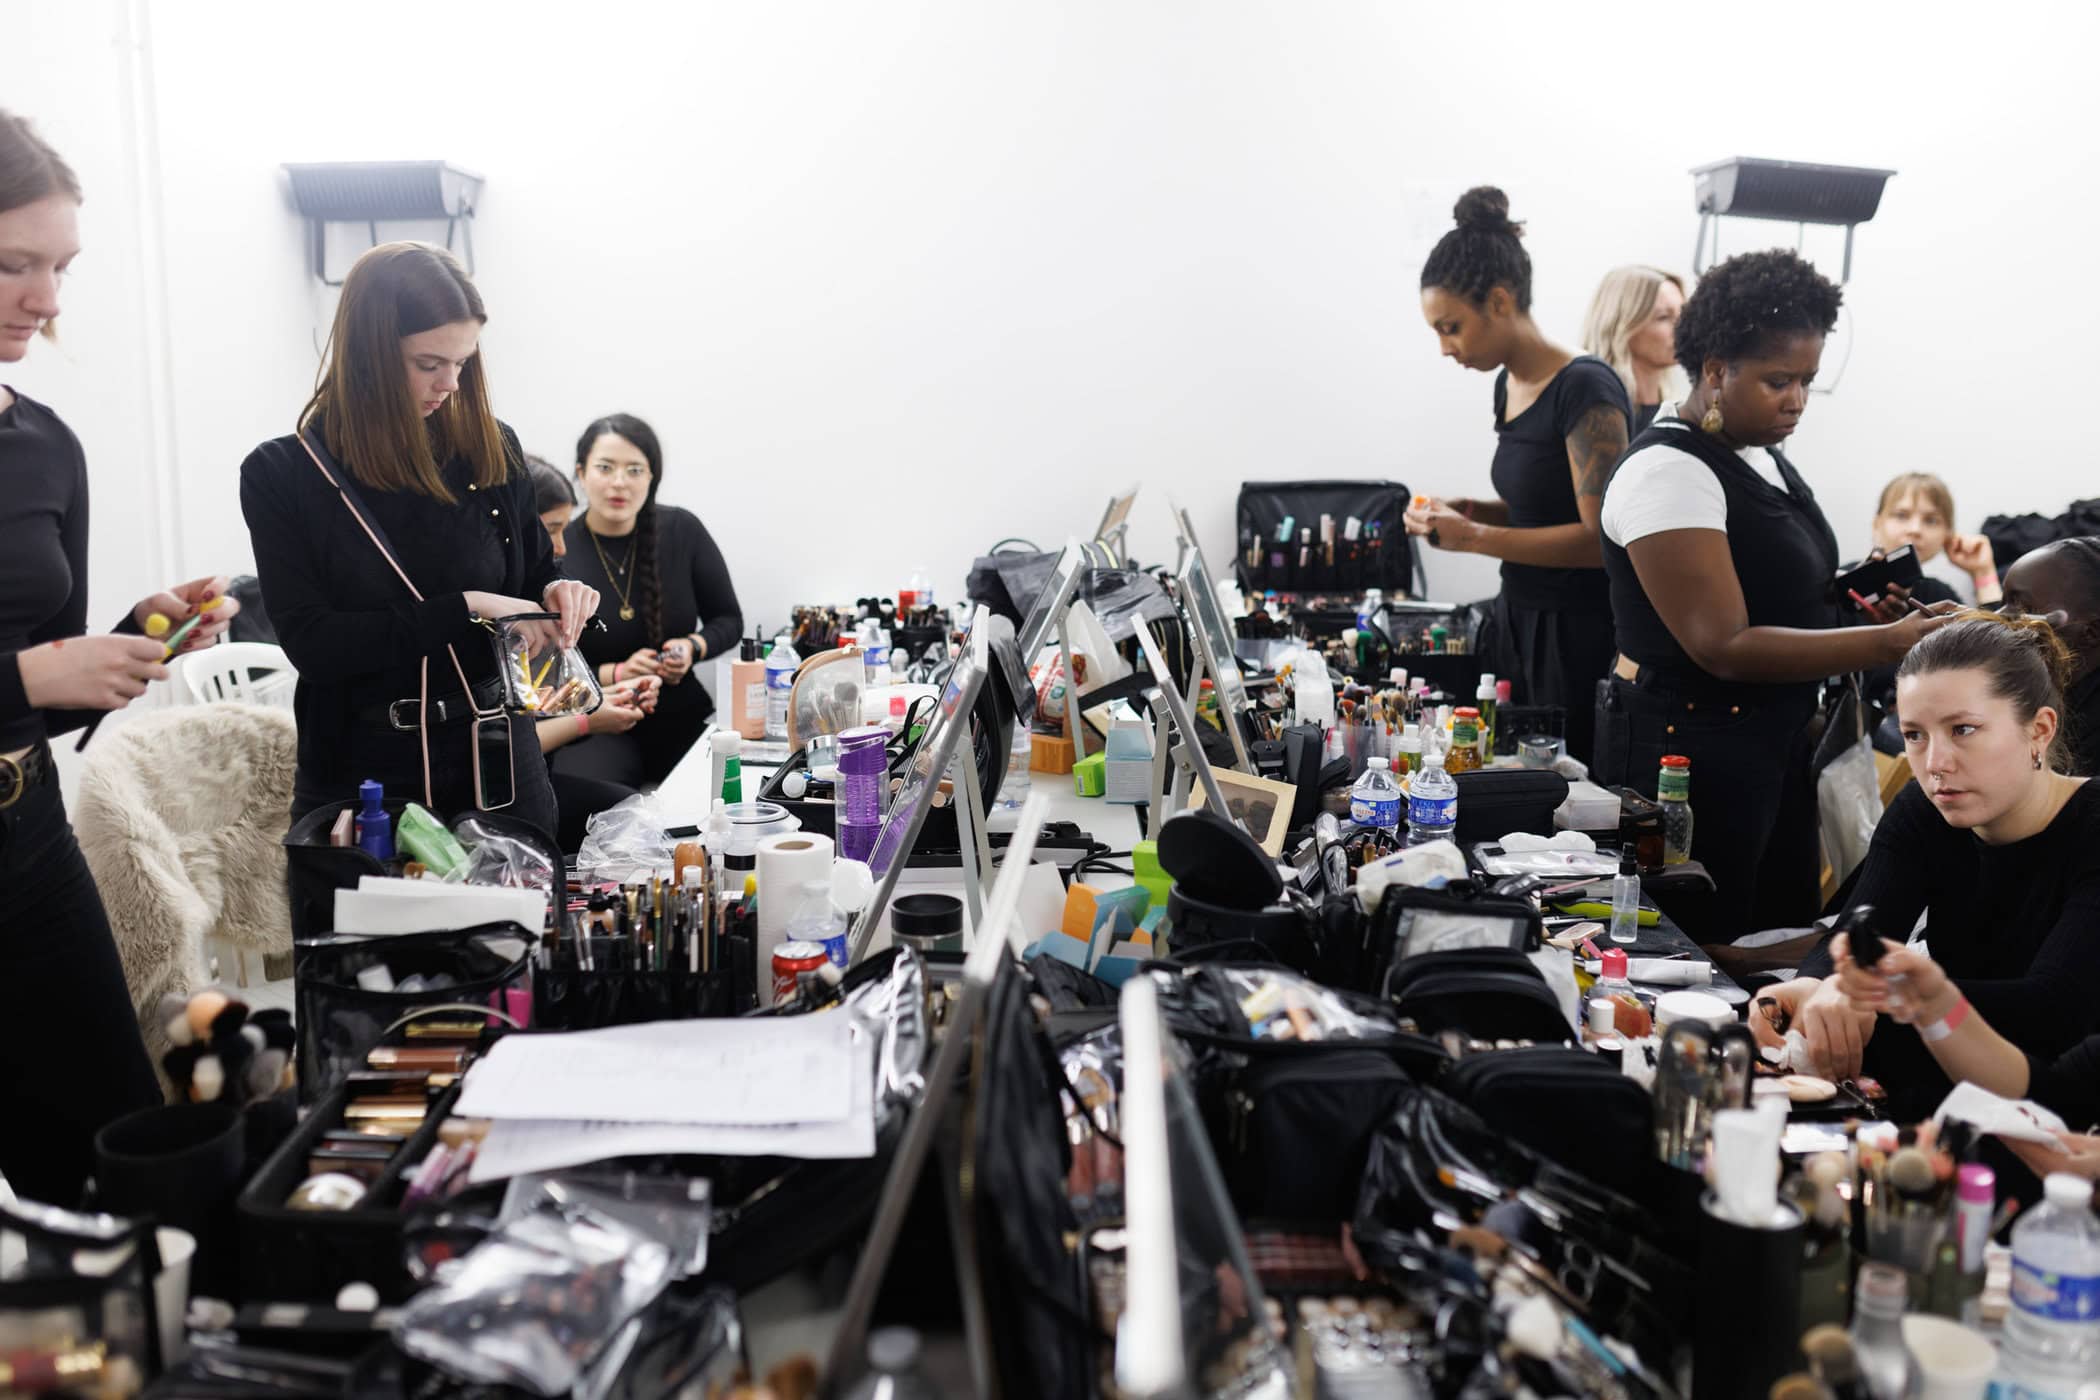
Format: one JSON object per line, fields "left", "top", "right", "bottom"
{"left": 1582, "top": 265, "right": 1686, "bottom": 433}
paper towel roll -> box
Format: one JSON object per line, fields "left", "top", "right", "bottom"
{"left": 756, "top": 831, "right": 835, "bottom": 976}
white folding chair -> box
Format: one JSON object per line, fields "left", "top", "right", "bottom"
{"left": 178, "top": 641, "right": 298, "bottom": 710}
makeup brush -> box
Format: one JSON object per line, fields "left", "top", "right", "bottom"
{"left": 1799, "top": 1326, "right": 1870, "bottom": 1400}
{"left": 1888, "top": 1147, "right": 1939, "bottom": 1203}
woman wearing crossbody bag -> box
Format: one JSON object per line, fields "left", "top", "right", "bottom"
{"left": 240, "top": 242, "right": 597, "bottom": 836}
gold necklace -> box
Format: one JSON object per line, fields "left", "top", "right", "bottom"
{"left": 587, "top": 523, "right": 638, "bottom": 622}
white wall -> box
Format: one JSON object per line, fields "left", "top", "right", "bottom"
{"left": 12, "top": 0, "right": 2098, "bottom": 660}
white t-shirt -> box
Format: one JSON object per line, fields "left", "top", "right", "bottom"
{"left": 1601, "top": 402, "right": 1790, "bottom": 548}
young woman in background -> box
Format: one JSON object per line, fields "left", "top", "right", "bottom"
{"left": 556, "top": 413, "right": 742, "bottom": 789}
{"left": 1406, "top": 187, "right": 1631, "bottom": 766}
{"left": 1581, "top": 264, "right": 1685, "bottom": 435}
{"left": 241, "top": 243, "right": 597, "bottom": 838}
{"left": 1868, "top": 472, "right": 2002, "bottom": 607}
{"left": 1, "top": 109, "right": 240, "bottom": 1203}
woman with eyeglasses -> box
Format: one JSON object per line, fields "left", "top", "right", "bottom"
{"left": 1746, "top": 613, "right": 2100, "bottom": 1121}
{"left": 555, "top": 414, "right": 743, "bottom": 789}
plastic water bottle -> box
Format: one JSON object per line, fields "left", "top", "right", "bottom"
{"left": 998, "top": 722, "right": 1033, "bottom": 811}
{"left": 785, "top": 878, "right": 849, "bottom": 971}
{"left": 1999, "top": 1173, "right": 2100, "bottom": 1391}
{"left": 1350, "top": 756, "right": 1402, "bottom": 840}
{"left": 1405, "top": 750, "right": 1457, "bottom": 846}
{"left": 858, "top": 619, "right": 891, "bottom": 688}
{"left": 764, "top": 636, "right": 799, "bottom": 742}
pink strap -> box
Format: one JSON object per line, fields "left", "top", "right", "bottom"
{"left": 295, "top": 424, "right": 487, "bottom": 809}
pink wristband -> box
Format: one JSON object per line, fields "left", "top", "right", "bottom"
{"left": 575, "top": 711, "right": 590, "bottom": 735}
{"left": 1976, "top": 571, "right": 2000, "bottom": 592}
{"left": 1921, "top": 995, "right": 1970, "bottom": 1042}
{"left": 613, "top": 662, "right": 624, "bottom": 684}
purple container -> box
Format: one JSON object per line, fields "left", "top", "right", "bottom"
{"left": 836, "top": 725, "right": 888, "bottom": 863}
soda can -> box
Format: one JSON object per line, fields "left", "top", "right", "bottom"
{"left": 771, "top": 940, "right": 829, "bottom": 1006}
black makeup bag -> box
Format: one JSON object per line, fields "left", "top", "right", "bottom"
{"left": 0, "top": 1201, "right": 166, "bottom": 1386}
{"left": 282, "top": 803, "right": 564, "bottom": 944}
{"left": 1440, "top": 1045, "right": 1655, "bottom": 1198}
{"left": 293, "top": 922, "right": 536, "bottom": 1104}
{"left": 1383, "top": 946, "right": 1572, "bottom": 1045}
{"left": 1156, "top": 965, "right": 1449, "bottom": 1223}
{"left": 1360, "top": 881, "right": 1541, "bottom": 994}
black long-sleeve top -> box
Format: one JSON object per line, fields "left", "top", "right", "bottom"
{"left": 238, "top": 420, "right": 560, "bottom": 794}
{"left": 563, "top": 505, "right": 742, "bottom": 716}
{"left": 1798, "top": 780, "right": 2100, "bottom": 1115}
{"left": 0, "top": 389, "right": 144, "bottom": 749}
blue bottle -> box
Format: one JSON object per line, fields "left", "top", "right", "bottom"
{"left": 355, "top": 779, "right": 395, "bottom": 861}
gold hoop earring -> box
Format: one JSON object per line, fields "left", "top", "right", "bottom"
{"left": 1700, "top": 401, "right": 1725, "bottom": 435}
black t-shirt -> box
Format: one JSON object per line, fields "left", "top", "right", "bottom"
{"left": 565, "top": 505, "right": 743, "bottom": 718}
{"left": 1632, "top": 402, "right": 1661, "bottom": 435}
{"left": 1798, "top": 780, "right": 2100, "bottom": 1116}
{"left": 1488, "top": 355, "right": 1628, "bottom": 612}
{"left": 2029, "top": 1036, "right": 2100, "bottom": 1131}
{"left": 0, "top": 390, "right": 143, "bottom": 749}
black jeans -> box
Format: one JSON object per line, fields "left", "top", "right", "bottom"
{"left": 550, "top": 699, "right": 708, "bottom": 791}
{"left": 292, "top": 712, "right": 558, "bottom": 841}
{"left": 1593, "top": 678, "right": 1822, "bottom": 943}
{"left": 0, "top": 746, "right": 161, "bottom": 1206}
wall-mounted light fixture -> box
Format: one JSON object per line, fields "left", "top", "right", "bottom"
{"left": 1691, "top": 157, "right": 1895, "bottom": 282}
{"left": 282, "top": 161, "right": 483, "bottom": 286}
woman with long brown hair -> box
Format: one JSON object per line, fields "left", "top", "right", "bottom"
{"left": 239, "top": 242, "right": 597, "bottom": 837}
{"left": 2, "top": 109, "right": 241, "bottom": 1203}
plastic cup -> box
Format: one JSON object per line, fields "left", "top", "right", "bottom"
{"left": 1898, "top": 1315, "right": 1995, "bottom": 1400}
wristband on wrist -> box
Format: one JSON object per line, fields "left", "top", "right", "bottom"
{"left": 1919, "top": 995, "right": 1970, "bottom": 1042}
{"left": 613, "top": 662, "right": 624, "bottom": 684}
{"left": 1976, "top": 571, "right": 2000, "bottom": 591}
{"left": 575, "top": 711, "right": 590, "bottom": 736}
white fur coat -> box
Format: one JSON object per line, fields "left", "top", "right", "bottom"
{"left": 74, "top": 703, "right": 297, "bottom": 1058}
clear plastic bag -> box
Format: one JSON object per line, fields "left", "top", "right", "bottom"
{"left": 575, "top": 793, "right": 673, "bottom": 884}
{"left": 789, "top": 646, "right": 867, "bottom": 746}
{"left": 394, "top": 1204, "right": 673, "bottom": 1398}
{"left": 498, "top": 1171, "right": 711, "bottom": 1278}
{"left": 457, "top": 816, "right": 558, "bottom": 890}
{"left": 492, "top": 611, "right": 603, "bottom": 719}
{"left": 1818, "top": 734, "right": 1882, "bottom": 889}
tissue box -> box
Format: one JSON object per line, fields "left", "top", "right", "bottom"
{"left": 1554, "top": 780, "right": 1620, "bottom": 832}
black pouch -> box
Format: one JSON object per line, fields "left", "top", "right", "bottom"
{"left": 1361, "top": 883, "right": 1541, "bottom": 994}
{"left": 1384, "top": 946, "right": 1571, "bottom": 1044}
{"left": 1159, "top": 965, "right": 1448, "bottom": 1224}
{"left": 293, "top": 922, "right": 536, "bottom": 1103}
{"left": 0, "top": 1201, "right": 165, "bottom": 1385}
{"left": 1452, "top": 768, "right": 1569, "bottom": 846}
{"left": 1441, "top": 1045, "right": 1656, "bottom": 1198}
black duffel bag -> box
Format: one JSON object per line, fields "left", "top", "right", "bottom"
{"left": 1441, "top": 1044, "right": 1656, "bottom": 1199}
{"left": 1385, "top": 946, "right": 1572, "bottom": 1045}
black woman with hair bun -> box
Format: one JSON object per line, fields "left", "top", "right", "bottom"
{"left": 1595, "top": 248, "right": 1957, "bottom": 939}
{"left": 1407, "top": 186, "right": 1631, "bottom": 767}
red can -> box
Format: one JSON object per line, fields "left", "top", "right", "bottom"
{"left": 771, "top": 940, "right": 829, "bottom": 1006}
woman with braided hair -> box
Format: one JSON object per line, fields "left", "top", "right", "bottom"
{"left": 1406, "top": 186, "right": 1632, "bottom": 766}
{"left": 1594, "top": 248, "right": 1958, "bottom": 939}
{"left": 557, "top": 413, "right": 743, "bottom": 789}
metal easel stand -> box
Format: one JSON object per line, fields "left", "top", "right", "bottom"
{"left": 1055, "top": 608, "right": 1091, "bottom": 763}
{"left": 949, "top": 742, "right": 993, "bottom": 938}
{"left": 1142, "top": 689, "right": 1197, "bottom": 840}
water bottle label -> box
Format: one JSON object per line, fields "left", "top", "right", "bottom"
{"left": 2010, "top": 1259, "right": 2100, "bottom": 1322}
{"left": 1409, "top": 791, "right": 1456, "bottom": 826}
{"left": 767, "top": 668, "right": 794, "bottom": 692}
{"left": 1350, "top": 794, "right": 1400, "bottom": 827}
{"left": 864, "top": 643, "right": 889, "bottom": 671}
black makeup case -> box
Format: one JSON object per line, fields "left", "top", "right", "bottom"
{"left": 1440, "top": 1044, "right": 1656, "bottom": 1198}
{"left": 1383, "top": 946, "right": 1572, "bottom": 1045}
{"left": 1155, "top": 964, "right": 1449, "bottom": 1224}
{"left": 292, "top": 923, "right": 536, "bottom": 1104}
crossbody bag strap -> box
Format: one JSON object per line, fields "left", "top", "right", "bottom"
{"left": 295, "top": 421, "right": 490, "bottom": 808}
